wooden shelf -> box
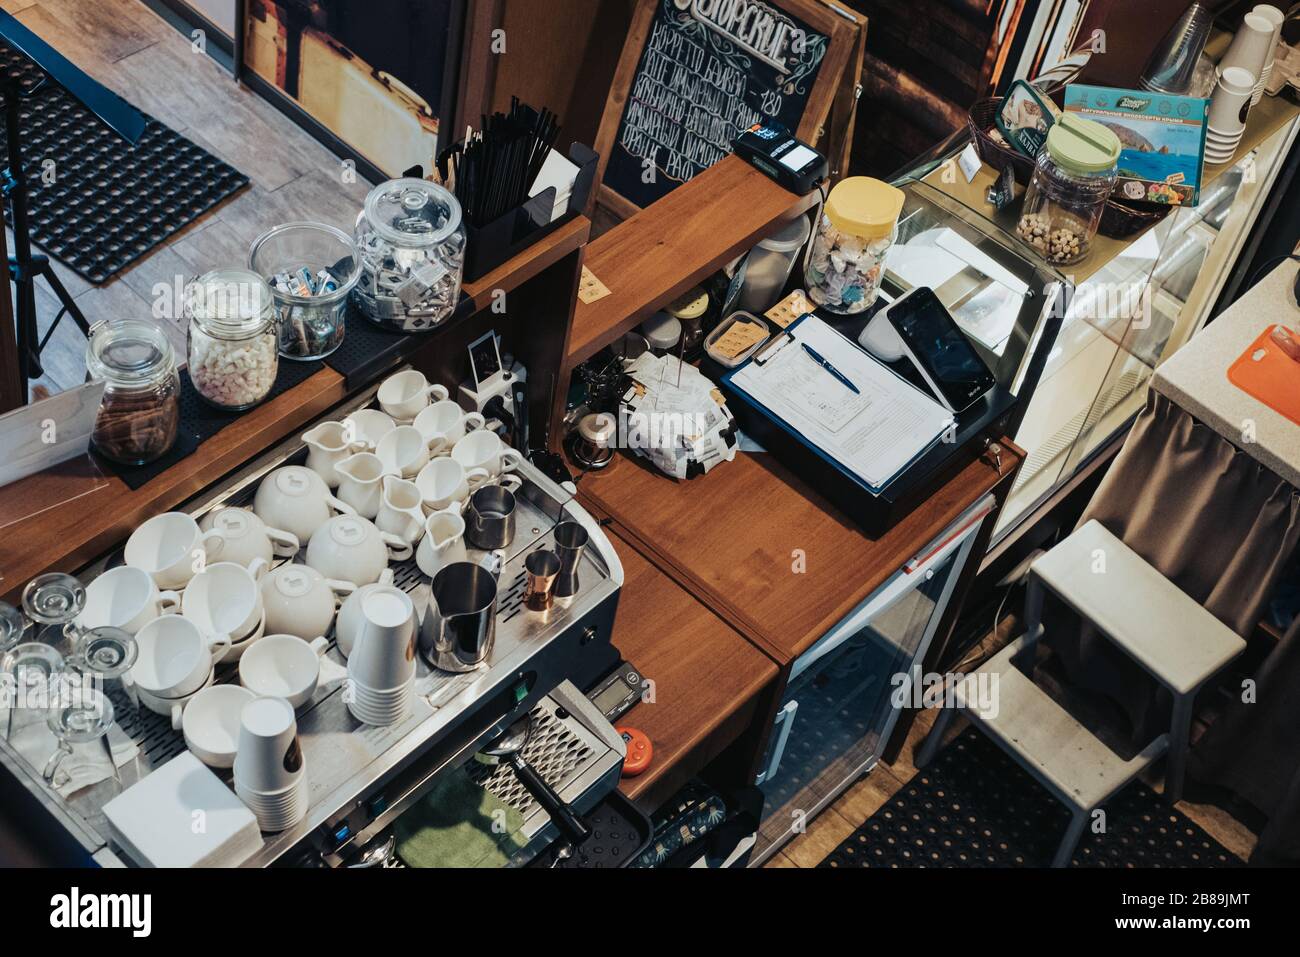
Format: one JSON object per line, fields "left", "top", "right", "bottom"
{"left": 565, "top": 156, "right": 821, "bottom": 367}
{"left": 608, "top": 534, "right": 778, "bottom": 811}
{"left": 0, "top": 220, "right": 591, "bottom": 603}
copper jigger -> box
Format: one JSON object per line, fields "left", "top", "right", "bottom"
{"left": 524, "top": 549, "right": 562, "bottom": 612}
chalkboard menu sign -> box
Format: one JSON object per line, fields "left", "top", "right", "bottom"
{"left": 595, "top": 0, "right": 854, "bottom": 215}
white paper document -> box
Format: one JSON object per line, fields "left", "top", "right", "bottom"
{"left": 732, "top": 317, "right": 955, "bottom": 490}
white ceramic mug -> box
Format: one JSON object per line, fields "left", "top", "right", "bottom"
{"left": 413, "top": 401, "right": 486, "bottom": 455}
{"left": 376, "top": 425, "right": 431, "bottom": 479}
{"left": 377, "top": 370, "right": 450, "bottom": 421}
{"left": 233, "top": 696, "right": 303, "bottom": 794}
{"left": 303, "top": 420, "right": 366, "bottom": 488}
{"left": 78, "top": 565, "right": 180, "bottom": 635}
{"left": 132, "top": 615, "right": 233, "bottom": 699}
{"left": 182, "top": 559, "right": 268, "bottom": 645}
{"left": 346, "top": 586, "right": 417, "bottom": 691}
{"left": 375, "top": 475, "right": 427, "bottom": 544}
{"left": 200, "top": 507, "right": 299, "bottom": 569}
{"left": 125, "top": 512, "right": 228, "bottom": 589}
{"left": 305, "top": 514, "right": 413, "bottom": 586}
{"left": 253, "top": 465, "right": 356, "bottom": 543}
{"left": 239, "top": 634, "right": 330, "bottom": 710}
{"left": 415, "top": 456, "right": 490, "bottom": 513}
{"left": 260, "top": 563, "right": 354, "bottom": 641}
{"left": 415, "top": 509, "right": 468, "bottom": 579}
{"left": 135, "top": 671, "right": 215, "bottom": 731}
{"left": 334, "top": 452, "right": 391, "bottom": 520}
{"left": 182, "top": 684, "right": 255, "bottom": 768}
{"left": 451, "top": 429, "right": 524, "bottom": 481}
{"left": 342, "top": 408, "right": 396, "bottom": 451}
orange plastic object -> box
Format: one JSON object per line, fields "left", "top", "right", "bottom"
{"left": 616, "top": 727, "right": 653, "bottom": 777}
{"left": 1227, "top": 325, "right": 1300, "bottom": 427}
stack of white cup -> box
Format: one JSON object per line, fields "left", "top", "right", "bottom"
{"left": 345, "top": 586, "right": 417, "bottom": 726}
{"left": 233, "top": 696, "right": 309, "bottom": 832}
{"left": 1206, "top": 66, "right": 1257, "bottom": 164}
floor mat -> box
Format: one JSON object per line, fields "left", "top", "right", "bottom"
{"left": 820, "top": 729, "right": 1241, "bottom": 868}
{"left": 0, "top": 42, "right": 248, "bottom": 284}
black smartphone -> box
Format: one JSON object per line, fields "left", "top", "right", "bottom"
{"left": 885, "top": 287, "right": 997, "bottom": 413}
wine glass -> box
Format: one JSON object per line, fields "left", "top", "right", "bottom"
{"left": 21, "top": 573, "right": 88, "bottom": 656}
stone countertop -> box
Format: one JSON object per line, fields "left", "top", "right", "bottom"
{"left": 1154, "top": 260, "right": 1300, "bottom": 488}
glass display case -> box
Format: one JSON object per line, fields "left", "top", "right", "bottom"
{"left": 883, "top": 104, "right": 1300, "bottom": 544}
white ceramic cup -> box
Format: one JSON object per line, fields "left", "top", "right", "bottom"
{"left": 253, "top": 465, "right": 356, "bottom": 543}
{"left": 233, "top": 696, "right": 304, "bottom": 794}
{"left": 200, "top": 507, "right": 299, "bottom": 569}
{"left": 415, "top": 456, "right": 490, "bottom": 513}
{"left": 375, "top": 475, "right": 427, "bottom": 544}
{"left": 135, "top": 670, "right": 215, "bottom": 731}
{"left": 413, "top": 401, "right": 486, "bottom": 455}
{"left": 182, "top": 684, "right": 255, "bottom": 768}
{"left": 77, "top": 565, "right": 180, "bottom": 635}
{"left": 415, "top": 509, "right": 468, "bottom": 579}
{"left": 305, "top": 514, "right": 413, "bottom": 586}
{"left": 182, "top": 559, "right": 269, "bottom": 644}
{"left": 342, "top": 408, "right": 396, "bottom": 451}
{"left": 125, "top": 512, "right": 228, "bottom": 589}
{"left": 132, "top": 614, "right": 233, "bottom": 699}
{"left": 346, "top": 586, "right": 417, "bottom": 691}
{"left": 451, "top": 429, "right": 524, "bottom": 480}
{"left": 376, "top": 425, "right": 431, "bottom": 479}
{"left": 239, "top": 634, "right": 330, "bottom": 710}
{"left": 260, "top": 563, "right": 354, "bottom": 641}
{"left": 377, "top": 370, "right": 450, "bottom": 421}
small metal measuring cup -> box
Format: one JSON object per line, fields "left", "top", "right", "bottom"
{"left": 523, "top": 550, "right": 561, "bottom": 612}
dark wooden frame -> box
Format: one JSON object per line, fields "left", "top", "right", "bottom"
{"left": 591, "top": 0, "right": 861, "bottom": 220}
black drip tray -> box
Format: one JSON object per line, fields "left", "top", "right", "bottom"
{"left": 526, "top": 790, "right": 652, "bottom": 869}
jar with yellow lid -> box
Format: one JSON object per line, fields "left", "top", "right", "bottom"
{"left": 805, "top": 177, "right": 905, "bottom": 314}
{"left": 665, "top": 287, "right": 710, "bottom": 354}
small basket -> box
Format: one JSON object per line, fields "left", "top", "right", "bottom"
{"left": 967, "top": 97, "right": 1172, "bottom": 241}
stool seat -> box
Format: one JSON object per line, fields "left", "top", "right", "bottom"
{"left": 1030, "top": 521, "right": 1245, "bottom": 695}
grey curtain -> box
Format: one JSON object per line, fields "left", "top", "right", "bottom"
{"left": 1051, "top": 390, "right": 1300, "bottom": 864}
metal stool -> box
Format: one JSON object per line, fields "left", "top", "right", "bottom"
{"left": 918, "top": 520, "right": 1245, "bottom": 867}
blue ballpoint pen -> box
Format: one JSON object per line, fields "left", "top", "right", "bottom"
{"left": 801, "top": 342, "right": 860, "bottom": 395}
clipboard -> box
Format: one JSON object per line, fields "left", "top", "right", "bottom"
{"left": 721, "top": 313, "right": 955, "bottom": 493}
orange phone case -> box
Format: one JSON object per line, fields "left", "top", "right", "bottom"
{"left": 1227, "top": 325, "right": 1300, "bottom": 427}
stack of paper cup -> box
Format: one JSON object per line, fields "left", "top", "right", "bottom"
{"left": 1206, "top": 67, "right": 1256, "bottom": 165}
{"left": 232, "top": 696, "right": 309, "bottom": 832}
{"left": 1220, "top": 11, "right": 1278, "bottom": 108}
{"left": 1250, "top": 5, "right": 1286, "bottom": 104}
{"left": 345, "top": 587, "right": 417, "bottom": 726}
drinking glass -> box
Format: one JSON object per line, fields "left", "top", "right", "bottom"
{"left": 43, "top": 688, "right": 122, "bottom": 804}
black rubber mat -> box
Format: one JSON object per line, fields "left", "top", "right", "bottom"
{"left": 0, "top": 42, "right": 248, "bottom": 284}
{"left": 820, "top": 729, "right": 1241, "bottom": 868}
{"left": 324, "top": 294, "right": 475, "bottom": 389}
{"left": 101, "top": 358, "right": 323, "bottom": 490}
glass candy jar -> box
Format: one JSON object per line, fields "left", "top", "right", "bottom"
{"left": 352, "top": 178, "right": 466, "bottom": 332}
{"left": 805, "top": 177, "right": 905, "bottom": 314}
{"left": 86, "top": 319, "right": 180, "bottom": 466}
{"left": 1015, "top": 114, "right": 1120, "bottom": 266}
{"left": 186, "top": 269, "right": 280, "bottom": 411}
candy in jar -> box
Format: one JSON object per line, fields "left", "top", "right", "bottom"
{"left": 185, "top": 269, "right": 280, "bottom": 411}
{"left": 805, "top": 177, "right": 904, "bottom": 314}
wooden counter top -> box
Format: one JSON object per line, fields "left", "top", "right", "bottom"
{"left": 0, "top": 218, "right": 590, "bottom": 603}
{"left": 608, "top": 534, "right": 778, "bottom": 811}
{"left": 580, "top": 442, "right": 1021, "bottom": 667}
